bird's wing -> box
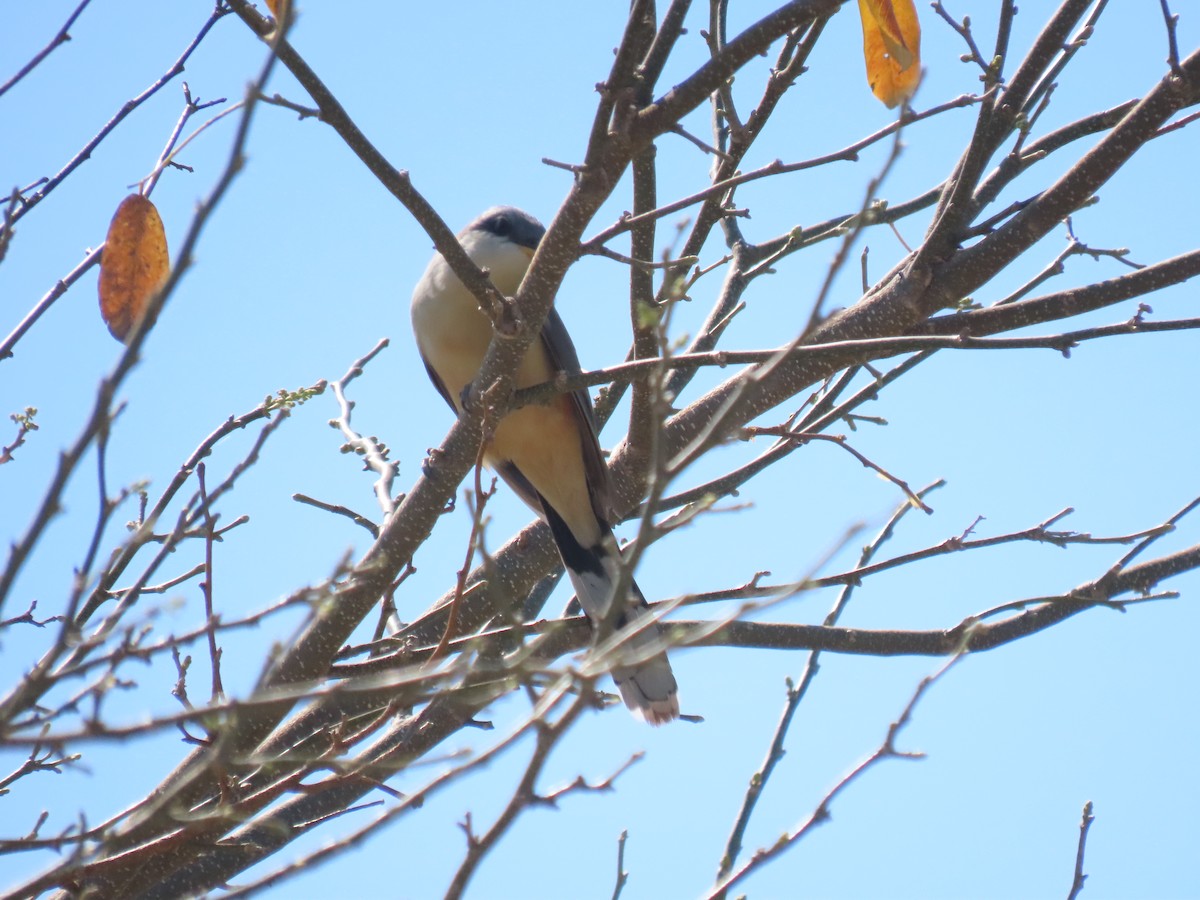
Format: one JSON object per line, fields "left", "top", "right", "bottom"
{"left": 537, "top": 306, "right": 613, "bottom": 525}
{"left": 420, "top": 356, "right": 458, "bottom": 412}
{"left": 418, "top": 304, "right": 613, "bottom": 526}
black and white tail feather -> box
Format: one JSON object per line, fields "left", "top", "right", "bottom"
{"left": 542, "top": 501, "right": 679, "bottom": 724}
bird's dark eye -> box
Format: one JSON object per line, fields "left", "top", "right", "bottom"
{"left": 491, "top": 215, "right": 512, "bottom": 237}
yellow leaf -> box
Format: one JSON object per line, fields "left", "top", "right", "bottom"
{"left": 858, "top": 0, "right": 922, "bottom": 108}
{"left": 98, "top": 194, "right": 169, "bottom": 342}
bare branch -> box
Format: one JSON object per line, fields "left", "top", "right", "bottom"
{"left": 611, "top": 829, "right": 631, "bottom": 900}
{"left": 709, "top": 653, "right": 968, "bottom": 899}
{"left": 1067, "top": 801, "right": 1096, "bottom": 900}
{"left": 743, "top": 428, "right": 934, "bottom": 514}
{"left": 0, "top": 0, "right": 95, "bottom": 100}
{"left": 1, "top": 3, "right": 230, "bottom": 236}
{"left": 328, "top": 338, "right": 396, "bottom": 515}
{"left": 715, "top": 481, "right": 943, "bottom": 884}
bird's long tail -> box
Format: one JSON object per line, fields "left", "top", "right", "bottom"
{"left": 541, "top": 502, "right": 679, "bottom": 724}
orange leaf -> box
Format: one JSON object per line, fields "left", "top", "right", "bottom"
{"left": 858, "top": 0, "right": 922, "bottom": 108}
{"left": 98, "top": 194, "right": 169, "bottom": 342}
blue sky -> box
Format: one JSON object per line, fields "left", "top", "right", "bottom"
{"left": 2, "top": 2, "right": 1198, "bottom": 898}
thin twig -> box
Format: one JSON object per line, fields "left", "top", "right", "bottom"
{"left": 329, "top": 339, "right": 395, "bottom": 514}
{"left": 196, "top": 463, "right": 225, "bottom": 702}
{"left": 714, "top": 481, "right": 943, "bottom": 885}
{"left": 1067, "top": 801, "right": 1096, "bottom": 900}
{"left": 293, "top": 494, "right": 379, "bottom": 538}
{"left": 431, "top": 444, "right": 494, "bottom": 661}
{"left": 2, "top": 2, "right": 230, "bottom": 234}
{"left": 708, "top": 653, "right": 969, "bottom": 899}
{"left": 743, "top": 428, "right": 934, "bottom": 514}
{"left": 141, "top": 85, "right": 233, "bottom": 197}
{"left": 611, "top": 830, "right": 630, "bottom": 900}
{"left": 0, "top": 0, "right": 95, "bottom": 100}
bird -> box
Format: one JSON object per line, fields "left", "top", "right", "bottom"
{"left": 410, "top": 206, "right": 680, "bottom": 724}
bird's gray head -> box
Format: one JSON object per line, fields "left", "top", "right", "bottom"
{"left": 455, "top": 207, "right": 546, "bottom": 295}
{"left": 465, "top": 207, "right": 546, "bottom": 254}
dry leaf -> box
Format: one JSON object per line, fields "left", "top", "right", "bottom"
{"left": 98, "top": 194, "right": 169, "bottom": 342}
{"left": 858, "top": 0, "right": 922, "bottom": 108}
